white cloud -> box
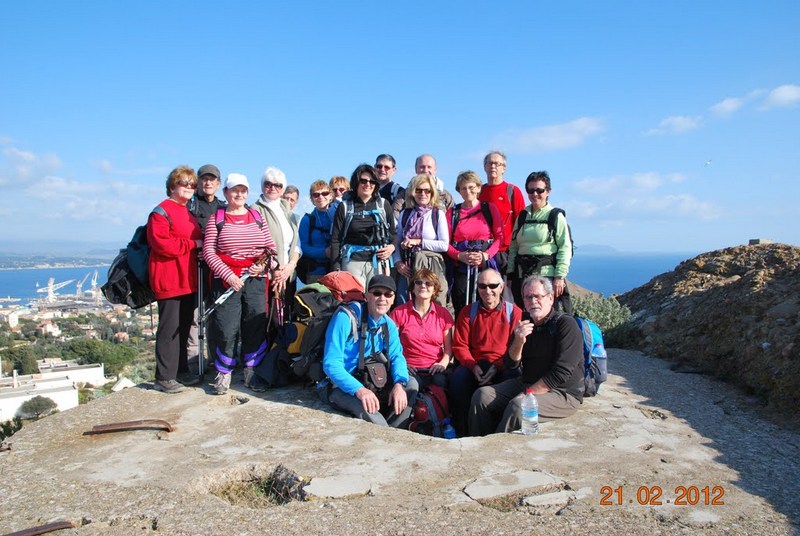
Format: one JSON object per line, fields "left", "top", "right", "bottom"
{"left": 0, "top": 146, "right": 62, "bottom": 187}
{"left": 759, "top": 84, "right": 800, "bottom": 110}
{"left": 709, "top": 97, "right": 745, "bottom": 116}
{"left": 575, "top": 172, "right": 687, "bottom": 193}
{"left": 491, "top": 117, "right": 604, "bottom": 153}
{"left": 90, "top": 159, "right": 169, "bottom": 176}
{"left": 620, "top": 194, "right": 720, "bottom": 219}
{"left": 645, "top": 115, "right": 703, "bottom": 136}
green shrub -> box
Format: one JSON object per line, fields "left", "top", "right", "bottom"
{"left": 572, "top": 294, "right": 631, "bottom": 347}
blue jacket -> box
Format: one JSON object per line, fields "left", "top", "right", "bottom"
{"left": 298, "top": 207, "right": 334, "bottom": 276}
{"left": 322, "top": 302, "right": 409, "bottom": 396}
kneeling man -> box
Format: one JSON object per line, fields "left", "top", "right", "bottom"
{"left": 469, "top": 275, "right": 583, "bottom": 435}
{"left": 322, "top": 274, "right": 418, "bottom": 427}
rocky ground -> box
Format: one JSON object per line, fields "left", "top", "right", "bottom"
{"left": 2, "top": 347, "right": 799, "bottom": 535}
{"left": 617, "top": 243, "right": 800, "bottom": 428}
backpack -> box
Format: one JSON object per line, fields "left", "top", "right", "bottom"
{"left": 449, "top": 201, "right": 494, "bottom": 243}
{"left": 511, "top": 207, "right": 574, "bottom": 258}
{"left": 340, "top": 195, "right": 391, "bottom": 248}
{"left": 318, "top": 271, "right": 365, "bottom": 302}
{"left": 101, "top": 206, "right": 169, "bottom": 309}
{"left": 408, "top": 384, "right": 451, "bottom": 437}
{"left": 400, "top": 207, "right": 441, "bottom": 239}
{"left": 573, "top": 316, "right": 608, "bottom": 396}
{"left": 289, "top": 275, "right": 366, "bottom": 383}
{"left": 215, "top": 207, "right": 263, "bottom": 234}
{"left": 469, "top": 300, "right": 514, "bottom": 324}
{"left": 254, "top": 322, "right": 307, "bottom": 388}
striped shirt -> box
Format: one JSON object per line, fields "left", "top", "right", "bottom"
{"left": 203, "top": 209, "right": 276, "bottom": 282}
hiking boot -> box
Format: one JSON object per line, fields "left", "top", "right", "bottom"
{"left": 212, "top": 372, "right": 231, "bottom": 395}
{"left": 245, "top": 368, "right": 268, "bottom": 393}
{"left": 176, "top": 372, "right": 200, "bottom": 387}
{"left": 153, "top": 379, "right": 186, "bottom": 394}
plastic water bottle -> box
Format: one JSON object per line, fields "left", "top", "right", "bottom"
{"left": 521, "top": 389, "right": 539, "bottom": 435}
{"left": 442, "top": 418, "right": 457, "bottom": 439}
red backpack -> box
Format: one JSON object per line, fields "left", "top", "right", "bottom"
{"left": 408, "top": 384, "right": 451, "bottom": 437}
{"left": 318, "top": 271, "right": 365, "bottom": 302}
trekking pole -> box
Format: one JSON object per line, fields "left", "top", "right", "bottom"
{"left": 200, "top": 248, "right": 277, "bottom": 323}
{"left": 197, "top": 256, "right": 206, "bottom": 380}
{"left": 470, "top": 265, "right": 478, "bottom": 304}
{"left": 464, "top": 259, "right": 472, "bottom": 306}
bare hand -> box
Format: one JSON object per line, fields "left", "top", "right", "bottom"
{"left": 430, "top": 359, "right": 447, "bottom": 375}
{"left": 553, "top": 278, "right": 565, "bottom": 298}
{"left": 514, "top": 319, "right": 535, "bottom": 342}
{"left": 377, "top": 245, "right": 395, "bottom": 260}
{"left": 388, "top": 383, "right": 408, "bottom": 416}
{"left": 226, "top": 274, "right": 244, "bottom": 292}
{"left": 356, "top": 388, "right": 380, "bottom": 414}
{"left": 248, "top": 262, "right": 266, "bottom": 276}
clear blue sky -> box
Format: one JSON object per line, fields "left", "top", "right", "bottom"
{"left": 1, "top": 1, "right": 798, "bottom": 254}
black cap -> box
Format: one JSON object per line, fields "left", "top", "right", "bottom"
{"left": 197, "top": 164, "right": 221, "bottom": 179}
{"left": 367, "top": 274, "right": 396, "bottom": 293}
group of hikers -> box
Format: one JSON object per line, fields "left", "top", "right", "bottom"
{"left": 145, "top": 151, "right": 585, "bottom": 437}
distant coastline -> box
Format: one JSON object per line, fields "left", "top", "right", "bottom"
{"left": 0, "top": 263, "right": 111, "bottom": 271}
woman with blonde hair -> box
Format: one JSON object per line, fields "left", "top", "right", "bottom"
{"left": 394, "top": 174, "right": 449, "bottom": 305}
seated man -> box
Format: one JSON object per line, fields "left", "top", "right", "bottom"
{"left": 450, "top": 268, "right": 522, "bottom": 436}
{"left": 322, "top": 274, "right": 418, "bottom": 427}
{"left": 469, "top": 275, "right": 583, "bottom": 436}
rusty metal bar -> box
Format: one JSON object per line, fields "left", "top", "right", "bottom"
{"left": 3, "top": 520, "right": 75, "bottom": 536}
{"left": 84, "top": 419, "right": 174, "bottom": 435}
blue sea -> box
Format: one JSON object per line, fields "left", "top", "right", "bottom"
{"left": 0, "top": 253, "right": 693, "bottom": 303}
{"left": 0, "top": 266, "right": 110, "bottom": 304}
{"left": 569, "top": 253, "right": 691, "bottom": 296}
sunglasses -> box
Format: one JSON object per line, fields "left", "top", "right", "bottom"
{"left": 375, "top": 164, "right": 394, "bottom": 170}
{"left": 263, "top": 181, "right": 284, "bottom": 190}
{"left": 527, "top": 187, "right": 547, "bottom": 195}
{"left": 370, "top": 290, "right": 395, "bottom": 298}
{"left": 477, "top": 282, "right": 501, "bottom": 290}
{"left": 332, "top": 187, "right": 346, "bottom": 193}
{"left": 359, "top": 178, "right": 379, "bottom": 186}
{"left": 312, "top": 191, "right": 330, "bottom": 198}
{"left": 177, "top": 180, "right": 197, "bottom": 189}
{"left": 415, "top": 188, "right": 432, "bottom": 195}
{"left": 414, "top": 280, "right": 434, "bottom": 287}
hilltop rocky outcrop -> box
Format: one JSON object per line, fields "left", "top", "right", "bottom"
{"left": 617, "top": 242, "right": 800, "bottom": 425}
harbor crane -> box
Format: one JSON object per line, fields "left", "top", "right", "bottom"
{"left": 36, "top": 277, "right": 76, "bottom": 303}
{"left": 76, "top": 272, "right": 91, "bottom": 298}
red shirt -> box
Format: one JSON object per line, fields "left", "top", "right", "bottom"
{"left": 452, "top": 300, "right": 521, "bottom": 370}
{"left": 478, "top": 181, "right": 525, "bottom": 252}
{"left": 389, "top": 301, "right": 454, "bottom": 369}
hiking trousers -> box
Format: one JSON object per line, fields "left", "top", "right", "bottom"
{"left": 328, "top": 376, "right": 420, "bottom": 428}
{"left": 211, "top": 276, "right": 268, "bottom": 373}
{"left": 155, "top": 293, "right": 195, "bottom": 382}
{"left": 468, "top": 377, "right": 580, "bottom": 436}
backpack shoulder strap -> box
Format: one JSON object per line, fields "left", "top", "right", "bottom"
{"left": 450, "top": 203, "right": 463, "bottom": 243}
{"left": 432, "top": 207, "right": 440, "bottom": 240}
{"left": 506, "top": 183, "right": 516, "bottom": 211}
{"left": 152, "top": 205, "right": 169, "bottom": 221}
{"left": 511, "top": 209, "right": 529, "bottom": 241}
{"left": 247, "top": 207, "right": 264, "bottom": 228}
{"left": 215, "top": 207, "right": 226, "bottom": 233}
{"left": 503, "top": 301, "right": 514, "bottom": 323}
{"left": 400, "top": 208, "right": 412, "bottom": 229}
{"left": 468, "top": 301, "right": 480, "bottom": 323}
{"left": 341, "top": 198, "right": 355, "bottom": 240}
{"left": 480, "top": 201, "right": 493, "bottom": 230}
{"left": 547, "top": 208, "right": 565, "bottom": 241}
{"left": 307, "top": 213, "right": 316, "bottom": 243}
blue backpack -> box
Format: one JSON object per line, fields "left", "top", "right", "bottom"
{"left": 574, "top": 316, "right": 608, "bottom": 397}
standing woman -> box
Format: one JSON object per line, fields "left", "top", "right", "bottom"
{"left": 148, "top": 165, "right": 203, "bottom": 394}
{"left": 389, "top": 268, "right": 454, "bottom": 390}
{"left": 446, "top": 171, "right": 504, "bottom": 317}
{"left": 254, "top": 167, "right": 300, "bottom": 322}
{"left": 508, "top": 171, "right": 573, "bottom": 314}
{"left": 394, "top": 174, "right": 449, "bottom": 306}
{"left": 204, "top": 174, "right": 277, "bottom": 394}
{"left": 330, "top": 164, "right": 396, "bottom": 286}
{"left": 297, "top": 180, "right": 334, "bottom": 284}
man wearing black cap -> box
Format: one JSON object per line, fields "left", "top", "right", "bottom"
{"left": 183, "top": 164, "right": 227, "bottom": 385}
{"left": 321, "top": 274, "right": 418, "bottom": 427}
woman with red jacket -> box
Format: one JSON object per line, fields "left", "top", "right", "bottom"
{"left": 147, "top": 165, "right": 203, "bottom": 394}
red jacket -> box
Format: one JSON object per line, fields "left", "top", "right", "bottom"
{"left": 147, "top": 199, "right": 202, "bottom": 300}
{"left": 452, "top": 300, "right": 521, "bottom": 370}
